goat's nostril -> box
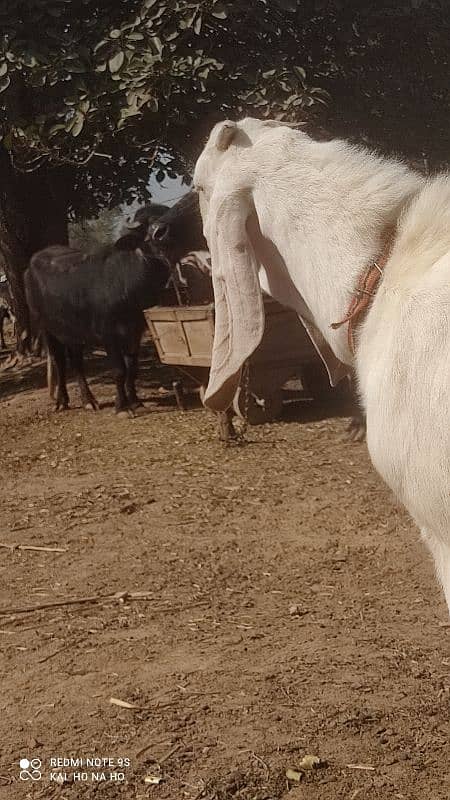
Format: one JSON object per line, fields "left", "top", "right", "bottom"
{"left": 152, "top": 223, "right": 169, "bottom": 242}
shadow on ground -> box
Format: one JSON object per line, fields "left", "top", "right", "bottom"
{"left": 0, "top": 337, "right": 356, "bottom": 427}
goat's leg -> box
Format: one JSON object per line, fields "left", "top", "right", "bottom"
{"left": 68, "top": 346, "right": 99, "bottom": 410}
{"left": 218, "top": 408, "right": 238, "bottom": 441}
{"left": 105, "top": 338, "right": 129, "bottom": 413}
{"left": 345, "top": 374, "right": 366, "bottom": 442}
{"left": 345, "top": 407, "right": 367, "bottom": 442}
{"left": 46, "top": 334, "right": 69, "bottom": 410}
{"left": 0, "top": 319, "right": 5, "bottom": 349}
{"left": 422, "top": 529, "right": 450, "bottom": 616}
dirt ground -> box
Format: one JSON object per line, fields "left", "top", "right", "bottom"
{"left": 0, "top": 333, "right": 448, "bottom": 800}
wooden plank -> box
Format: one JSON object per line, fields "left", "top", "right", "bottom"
{"left": 155, "top": 354, "right": 212, "bottom": 367}
{"left": 182, "top": 318, "right": 214, "bottom": 361}
{"left": 146, "top": 298, "right": 318, "bottom": 374}
{"left": 145, "top": 305, "right": 215, "bottom": 366}
{"left": 145, "top": 304, "right": 214, "bottom": 324}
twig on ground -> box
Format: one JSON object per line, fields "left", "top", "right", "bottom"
{"left": 158, "top": 743, "right": 183, "bottom": 765}
{"left": 110, "top": 697, "right": 139, "bottom": 710}
{"left": 251, "top": 751, "right": 270, "bottom": 773}
{"left": 110, "top": 697, "right": 179, "bottom": 713}
{"left": 0, "top": 590, "right": 158, "bottom": 616}
{"left": 346, "top": 764, "right": 375, "bottom": 771}
{"left": 37, "top": 646, "right": 67, "bottom": 664}
{"left": 0, "top": 542, "right": 67, "bottom": 553}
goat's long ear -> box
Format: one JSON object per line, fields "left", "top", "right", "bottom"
{"left": 204, "top": 191, "right": 265, "bottom": 411}
{"left": 214, "top": 120, "right": 238, "bottom": 151}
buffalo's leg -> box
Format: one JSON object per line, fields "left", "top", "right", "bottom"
{"left": 46, "top": 334, "right": 69, "bottom": 410}
{"left": 105, "top": 338, "right": 129, "bottom": 413}
{"left": 124, "top": 352, "right": 141, "bottom": 408}
{"left": 68, "top": 346, "right": 99, "bottom": 410}
{"left": 47, "top": 353, "right": 57, "bottom": 400}
{"left": 123, "top": 322, "right": 144, "bottom": 409}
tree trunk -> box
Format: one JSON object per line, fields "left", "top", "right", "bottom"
{"left": 0, "top": 147, "right": 70, "bottom": 354}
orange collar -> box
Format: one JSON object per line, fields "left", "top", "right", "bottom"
{"left": 331, "top": 230, "right": 395, "bottom": 353}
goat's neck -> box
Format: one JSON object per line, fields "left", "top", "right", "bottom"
{"left": 288, "top": 225, "right": 390, "bottom": 364}
{"left": 271, "top": 183, "right": 421, "bottom": 365}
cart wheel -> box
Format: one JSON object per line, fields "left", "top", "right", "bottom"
{"left": 232, "top": 386, "right": 283, "bottom": 425}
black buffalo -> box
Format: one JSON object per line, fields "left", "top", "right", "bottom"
{"left": 150, "top": 191, "right": 205, "bottom": 264}
{"left": 25, "top": 223, "right": 169, "bottom": 414}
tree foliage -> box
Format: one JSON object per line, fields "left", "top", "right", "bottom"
{"left": 0, "top": 0, "right": 447, "bottom": 350}
{"left": 0, "top": 0, "right": 327, "bottom": 218}
{"left": 69, "top": 207, "right": 124, "bottom": 251}
{"left": 1, "top": 0, "right": 447, "bottom": 221}
{"left": 285, "top": 0, "right": 449, "bottom": 167}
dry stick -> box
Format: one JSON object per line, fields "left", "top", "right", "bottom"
{"left": 251, "top": 751, "right": 270, "bottom": 773}
{"left": 0, "top": 593, "right": 208, "bottom": 618}
{"left": 346, "top": 764, "right": 375, "bottom": 771}
{"left": 37, "top": 645, "right": 67, "bottom": 664}
{"left": 0, "top": 591, "right": 158, "bottom": 617}
{"left": 158, "top": 743, "right": 183, "bottom": 765}
{"left": 0, "top": 543, "right": 67, "bottom": 553}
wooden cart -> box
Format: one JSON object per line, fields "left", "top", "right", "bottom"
{"left": 145, "top": 296, "right": 334, "bottom": 425}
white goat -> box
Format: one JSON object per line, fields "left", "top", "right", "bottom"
{"left": 194, "top": 117, "right": 450, "bottom": 614}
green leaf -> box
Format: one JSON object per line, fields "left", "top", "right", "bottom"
{"left": 48, "top": 122, "right": 67, "bottom": 137}
{"left": 110, "top": 29, "right": 121, "bottom": 39}
{"left": 211, "top": 4, "right": 228, "bottom": 19}
{"left": 0, "top": 74, "right": 10, "bottom": 92}
{"left": 21, "top": 54, "right": 38, "bottom": 68}
{"left": 294, "top": 65, "right": 306, "bottom": 80}
{"left": 0, "top": 62, "right": 7, "bottom": 77}
{"left": 2, "top": 132, "right": 12, "bottom": 150}
{"left": 94, "top": 39, "right": 108, "bottom": 52}
{"left": 109, "top": 51, "right": 125, "bottom": 73}
{"left": 71, "top": 113, "right": 84, "bottom": 137}
{"left": 150, "top": 36, "right": 162, "bottom": 53}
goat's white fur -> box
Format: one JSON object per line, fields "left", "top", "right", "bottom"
{"left": 194, "top": 117, "right": 450, "bottom": 614}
